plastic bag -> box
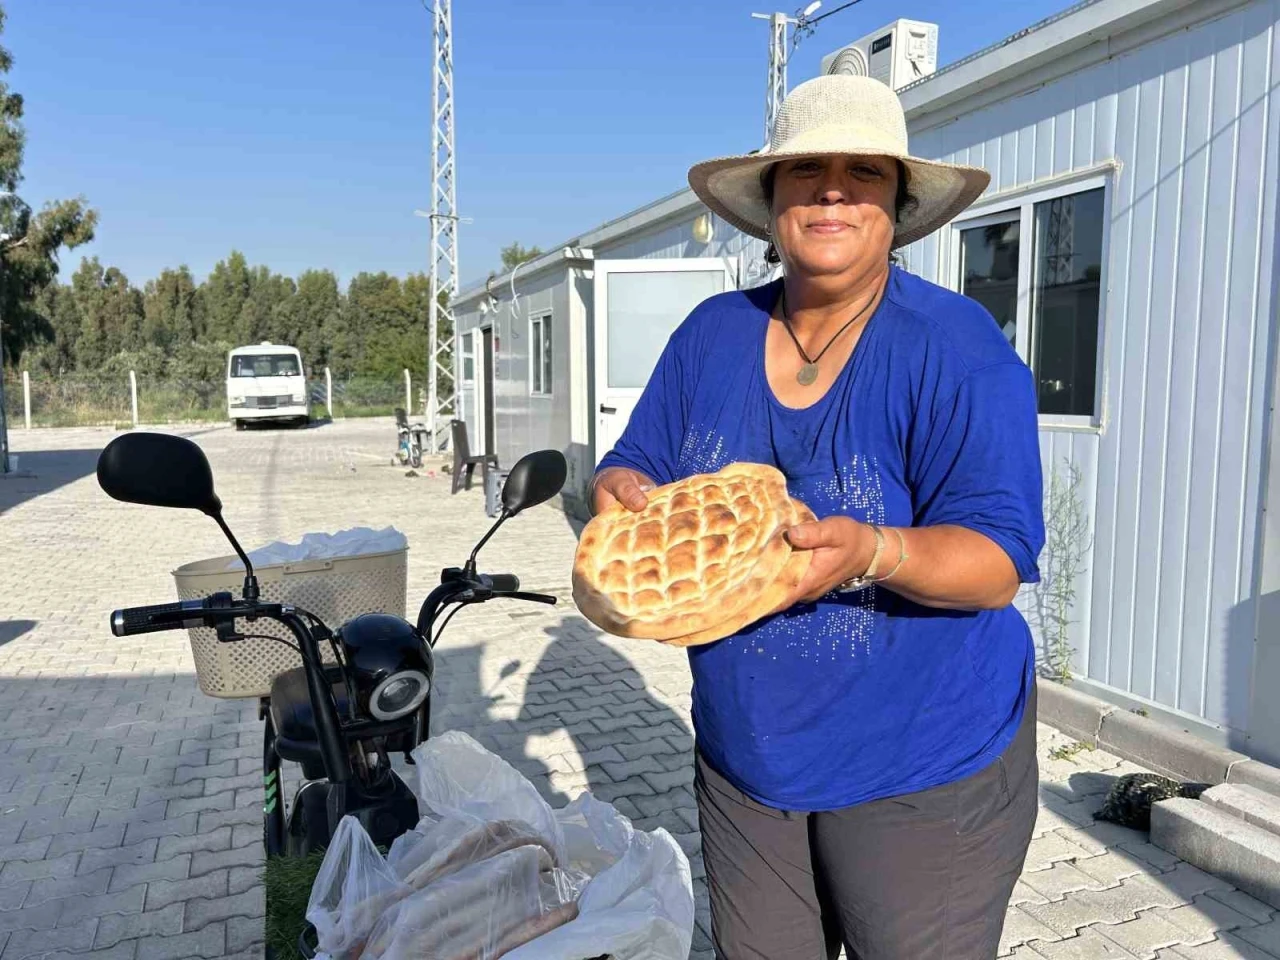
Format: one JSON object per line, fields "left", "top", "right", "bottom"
{"left": 306, "top": 815, "right": 411, "bottom": 960}
{"left": 502, "top": 794, "right": 695, "bottom": 960}
{"left": 408, "top": 731, "right": 567, "bottom": 867}
{"left": 225, "top": 526, "right": 407, "bottom": 570}
{"left": 360, "top": 844, "right": 587, "bottom": 960}
{"left": 404, "top": 733, "right": 695, "bottom": 960}
{"left": 312, "top": 733, "right": 695, "bottom": 960}
{"left": 390, "top": 816, "right": 559, "bottom": 891}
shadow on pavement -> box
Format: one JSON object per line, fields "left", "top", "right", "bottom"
{"left": 0, "top": 448, "right": 103, "bottom": 516}
{"left": 0, "top": 620, "right": 36, "bottom": 647}
{"left": 429, "top": 615, "right": 695, "bottom": 840}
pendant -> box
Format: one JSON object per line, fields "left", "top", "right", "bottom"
{"left": 796, "top": 363, "right": 819, "bottom": 386}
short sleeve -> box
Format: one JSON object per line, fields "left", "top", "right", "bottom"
{"left": 908, "top": 361, "right": 1045, "bottom": 583}
{"left": 595, "top": 331, "right": 691, "bottom": 487}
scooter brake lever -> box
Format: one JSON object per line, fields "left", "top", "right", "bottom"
{"left": 496, "top": 591, "right": 558, "bottom": 606}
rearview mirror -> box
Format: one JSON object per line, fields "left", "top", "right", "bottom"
{"left": 501, "top": 450, "right": 567, "bottom": 516}
{"left": 97, "top": 433, "right": 222, "bottom": 517}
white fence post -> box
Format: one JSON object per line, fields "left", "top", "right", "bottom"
{"left": 129, "top": 370, "right": 138, "bottom": 427}
{"left": 22, "top": 370, "right": 30, "bottom": 429}
{"left": 404, "top": 369, "right": 411, "bottom": 414}
{"left": 325, "top": 367, "right": 333, "bottom": 417}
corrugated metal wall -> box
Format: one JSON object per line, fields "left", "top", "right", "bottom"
{"left": 903, "top": 0, "right": 1279, "bottom": 737}
{"left": 456, "top": 267, "right": 574, "bottom": 473}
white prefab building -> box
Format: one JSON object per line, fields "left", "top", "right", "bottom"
{"left": 453, "top": 0, "right": 1280, "bottom": 763}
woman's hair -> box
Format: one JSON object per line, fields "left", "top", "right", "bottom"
{"left": 761, "top": 159, "right": 918, "bottom": 265}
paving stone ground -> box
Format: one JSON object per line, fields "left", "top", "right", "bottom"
{"left": 2, "top": 419, "right": 1278, "bottom": 960}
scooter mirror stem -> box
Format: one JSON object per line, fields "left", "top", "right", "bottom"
{"left": 211, "top": 510, "right": 260, "bottom": 601}
{"left": 464, "top": 509, "right": 510, "bottom": 578}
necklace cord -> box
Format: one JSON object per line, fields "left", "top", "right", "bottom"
{"left": 780, "top": 280, "right": 883, "bottom": 366}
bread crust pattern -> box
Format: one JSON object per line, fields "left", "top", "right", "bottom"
{"left": 572, "top": 463, "right": 813, "bottom": 645}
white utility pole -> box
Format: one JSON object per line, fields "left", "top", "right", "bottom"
{"left": 753, "top": 2, "right": 863, "bottom": 142}
{"left": 752, "top": 11, "right": 790, "bottom": 145}
{"left": 426, "top": 0, "right": 460, "bottom": 454}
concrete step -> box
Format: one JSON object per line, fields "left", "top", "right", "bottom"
{"left": 1202, "top": 783, "right": 1280, "bottom": 838}
{"left": 1151, "top": 797, "right": 1280, "bottom": 909}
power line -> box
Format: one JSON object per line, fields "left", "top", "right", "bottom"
{"left": 806, "top": 0, "right": 866, "bottom": 28}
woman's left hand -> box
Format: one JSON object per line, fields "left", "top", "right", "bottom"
{"left": 783, "top": 516, "right": 878, "bottom": 604}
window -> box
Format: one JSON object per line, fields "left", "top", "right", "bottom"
{"left": 957, "top": 182, "right": 1106, "bottom": 421}
{"left": 230, "top": 354, "right": 301, "bottom": 377}
{"left": 530, "top": 314, "right": 553, "bottom": 396}
{"left": 605, "top": 270, "right": 725, "bottom": 388}
{"left": 461, "top": 332, "right": 476, "bottom": 383}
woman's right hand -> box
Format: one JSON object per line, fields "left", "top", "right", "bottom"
{"left": 590, "top": 466, "right": 655, "bottom": 514}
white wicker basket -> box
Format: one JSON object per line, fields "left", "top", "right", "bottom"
{"left": 171, "top": 547, "right": 408, "bottom": 699}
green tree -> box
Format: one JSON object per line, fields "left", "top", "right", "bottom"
{"left": 71, "top": 258, "right": 144, "bottom": 371}
{"left": 500, "top": 242, "right": 542, "bottom": 272}
{"left": 201, "top": 251, "right": 252, "bottom": 342}
{"left": 170, "top": 339, "right": 232, "bottom": 382}
{"left": 237, "top": 266, "right": 294, "bottom": 345}
{"left": 142, "top": 266, "right": 203, "bottom": 349}
{"left": 0, "top": 4, "right": 96, "bottom": 375}
{"left": 403, "top": 271, "right": 452, "bottom": 397}
{"left": 344, "top": 272, "right": 413, "bottom": 377}
{"left": 293, "top": 269, "right": 342, "bottom": 372}
{"left": 28, "top": 281, "right": 79, "bottom": 373}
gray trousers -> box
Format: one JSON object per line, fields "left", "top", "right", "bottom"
{"left": 694, "top": 686, "right": 1038, "bottom": 960}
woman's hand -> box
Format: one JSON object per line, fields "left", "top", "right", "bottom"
{"left": 783, "top": 516, "right": 878, "bottom": 604}
{"left": 590, "top": 466, "right": 656, "bottom": 515}
{"left": 784, "top": 516, "right": 1021, "bottom": 610}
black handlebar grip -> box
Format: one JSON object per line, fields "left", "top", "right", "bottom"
{"left": 487, "top": 574, "right": 520, "bottom": 593}
{"left": 110, "top": 599, "right": 206, "bottom": 637}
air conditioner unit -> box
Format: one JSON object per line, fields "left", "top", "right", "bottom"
{"left": 819, "top": 19, "right": 938, "bottom": 91}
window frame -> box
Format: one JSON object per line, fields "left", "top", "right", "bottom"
{"left": 529, "top": 312, "right": 553, "bottom": 398}
{"left": 949, "top": 165, "right": 1114, "bottom": 431}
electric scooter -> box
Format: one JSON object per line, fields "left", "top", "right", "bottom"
{"left": 96, "top": 431, "right": 568, "bottom": 861}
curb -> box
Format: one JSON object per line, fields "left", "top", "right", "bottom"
{"left": 1151, "top": 798, "right": 1280, "bottom": 908}
{"left": 1036, "top": 678, "right": 1280, "bottom": 795}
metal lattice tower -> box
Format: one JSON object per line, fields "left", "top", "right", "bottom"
{"left": 1043, "top": 196, "right": 1076, "bottom": 285}
{"left": 427, "top": 0, "right": 459, "bottom": 453}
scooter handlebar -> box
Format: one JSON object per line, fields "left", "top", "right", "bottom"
{"left": 110, "top": 599, "right": 211, "bottom": 637}
{"left": 484, "top": 573, "right": 520, "bottom": 593}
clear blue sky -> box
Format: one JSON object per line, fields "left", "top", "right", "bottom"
{"left": 8, "top": 0, "right": 1069, "bottom": 291}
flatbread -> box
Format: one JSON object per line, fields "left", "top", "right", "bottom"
{"left": 572, "top": 463, "right": 809, "bottom": 642}
{"left": 661, "top": 497, "right": 816, "bottom": 647}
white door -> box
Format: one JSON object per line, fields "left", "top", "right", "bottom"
{"left": 593, "top": 258, "right": 735, "bottom": 465}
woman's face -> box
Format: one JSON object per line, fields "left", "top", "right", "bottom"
{"left": 768, "top": 154, "right": 898, "bottom": 281}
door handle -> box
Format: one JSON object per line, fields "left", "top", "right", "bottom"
{"left": 599, "top": 405, "right": 617, "bottom": 414}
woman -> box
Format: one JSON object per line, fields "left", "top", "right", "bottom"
{"left": 590, "top": 75, "right": 1044, "bottom": 960}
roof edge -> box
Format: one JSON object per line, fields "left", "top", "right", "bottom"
{"left": 899, "top": 0, "right": 1231, "bottom": 124}
{"left": 455, "top": 187, "right": 702, "bottom": 306}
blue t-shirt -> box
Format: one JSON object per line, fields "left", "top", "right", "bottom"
{"left": 597, "top": 266, "right": 1045, "bottom": 812}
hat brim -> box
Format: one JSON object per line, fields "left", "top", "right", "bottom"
{"left": 688, "top": 142, "right": 991, "bottom": 250}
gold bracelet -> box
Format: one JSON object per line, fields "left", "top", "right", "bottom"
{"left": 837, "top": 523, "right": 885, "bottom": 593}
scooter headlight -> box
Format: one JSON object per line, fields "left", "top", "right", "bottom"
{"left": 369, "top": 670, "right": 430, "bottom": 720}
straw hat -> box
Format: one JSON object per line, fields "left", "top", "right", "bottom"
{"left": 688, "top": 74, "right": 990, "bottom": 249}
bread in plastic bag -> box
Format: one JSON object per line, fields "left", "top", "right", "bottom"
{"left": 502, "top": 792, "right": 695, "bottom": 960}
{"left": 408, "top": 731, "right": 568, "bottom": 867}
{"left": 306, "top": 815, "right": 411, "bottom": 959}
{"left": 312, "top": 732, "right": 695, "bottom": 960}
{"left": 359, "top": 844, "right": 586, "bottom": 960}
{"left": 391, "top": 816, "right": 559, "bottom": 890}
{"left": 404, "top": 733, "right": 695, "bottom": 960}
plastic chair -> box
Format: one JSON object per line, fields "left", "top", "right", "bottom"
{"left": 450, "top": 419, "right": 498, "bottom": 494}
